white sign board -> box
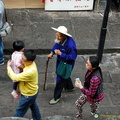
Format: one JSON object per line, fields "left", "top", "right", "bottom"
{"left": 45, "top": 0, "right": 94, "bottom": 11}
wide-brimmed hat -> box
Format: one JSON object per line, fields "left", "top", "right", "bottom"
{"left": 51, "top": 26, "right": 72, "bottom": 37}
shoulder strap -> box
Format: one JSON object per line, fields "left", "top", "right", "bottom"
{"left": 4, "top": 8, "right": 7, "bottom": 22}
{"left": 1, "top": 0, "right": 7, "bottom": 22}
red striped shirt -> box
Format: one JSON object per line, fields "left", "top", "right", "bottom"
{"left": 81, "top": 71, "right": 104, "bottom": 103}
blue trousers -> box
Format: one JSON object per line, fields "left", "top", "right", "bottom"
{"left": 0, "top": 37, "right": 4, "bottom": 62}
{"left": 14, "top": 92, "right": 42, "bottom": 120}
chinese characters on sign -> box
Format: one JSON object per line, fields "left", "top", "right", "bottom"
{"left": 45, "top": 0, "right": 94, "bottom": 10}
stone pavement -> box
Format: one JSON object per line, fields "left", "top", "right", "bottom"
{"left": 4, "top": 7, "right": 120, "bottom": 55}
{"left": 0, "top": 53, "right": 120, "bottom": 120}
{"left": 0, "top": 6, "right": 120, "bottom": 120}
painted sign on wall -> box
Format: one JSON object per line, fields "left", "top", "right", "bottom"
{"left": 45, "top": 0, "right": 94, "bottom": 11}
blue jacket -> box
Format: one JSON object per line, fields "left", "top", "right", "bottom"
{"left": 51, "top": 36, "right": 77, "bottom": 69}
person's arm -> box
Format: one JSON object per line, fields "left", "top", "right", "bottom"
{"left": 81, "top": 76, "right": 101, "bottom": 97}
{"left": 58, "top": 38, "right": 77, "bottom": 61}
{"left": 7, "top": 60, "right": 31, "bottom": 82}
{"left": 60, "top": 46, "right": 77, "bottom": 61}
{"left": 48, "top": 53, "right": 53, "bottom": 59}
{"left": 48, "top": 43, "right": 59, "bottom": 59}
{"left": 75, "top": 80, "right": 83, "bottom": 89}
{"left": 51, "top": 43, "right": 59, "bottom": 54}
{"left": 18, "top": 64, "right": 25, "bottom": 69}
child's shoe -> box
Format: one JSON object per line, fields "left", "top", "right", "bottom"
{"left": 76, "top": 113, "right": 82, "bottom": 120}
{"left": 16, "top": 90, "right": 21, "bottom": 96}
{"left": 11, "top": 91, "right": 19, "bottom": 98}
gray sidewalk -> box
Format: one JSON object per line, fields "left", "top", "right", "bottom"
{"left": 4, "top": 8, "right": 120, "bottom": 55}
{"left": 0, "top": 53, "right": 120, "bottom": 120}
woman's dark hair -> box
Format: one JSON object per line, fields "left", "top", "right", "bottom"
{"left": 23, "top": 50, "right": 36, "bottom": 61}
{"left": 89, "top": 56, "right": 99, "bottom": 68}
{"left": 13, "top": 40, "right": 25, "bottom": 51}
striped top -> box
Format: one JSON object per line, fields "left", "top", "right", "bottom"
{"left": 81, "top": 71, "right": 104, "bottom": 103}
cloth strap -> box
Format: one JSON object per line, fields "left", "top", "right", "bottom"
{"left": 4, "top": 8, "right": 7, "bottom": 22}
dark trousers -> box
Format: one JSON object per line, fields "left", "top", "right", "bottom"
{"left": 13, "top": 82, "right": 19, "bottom": 90}
{"left": 54, "top": 77, "right": 74, "bottom": 100}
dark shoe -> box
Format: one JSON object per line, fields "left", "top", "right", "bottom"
{"left": 0, "top": 61, "right": 4, "bottom": 66}
{"left": 65, "top": 88, "right": 75, "bottom": 92}
{"left": 49, "top": 98, "right": 61, "bottom": 105}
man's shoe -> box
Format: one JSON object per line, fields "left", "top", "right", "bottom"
{"left": 65, "top": 88, "right": 75, "bottom": 92}
{"left": 49, "top": 98, "right": 60, "bottom": 105}
{"left": 0, "top": 61, "right": 4, "bottom": 66}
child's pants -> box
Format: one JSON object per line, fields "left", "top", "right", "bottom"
{"left": 75, "top": 94, "right": 100, "bottom": 119}
{"left": 13, "top": 81, "right": 19, "bottom": 90}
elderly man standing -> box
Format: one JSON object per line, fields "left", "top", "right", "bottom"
{"left": 48, "top": 26, "right": 77, "bottom": 105}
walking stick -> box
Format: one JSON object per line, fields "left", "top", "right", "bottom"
{"left": 43, "top": 58, "right": 50, "bottom": 90}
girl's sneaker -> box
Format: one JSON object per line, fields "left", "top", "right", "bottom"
{"left": 11, "top": 91, "right": 19, "bottom": 98}
{"left": 76, "top": 113, "right": 82, "bottom": 120}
